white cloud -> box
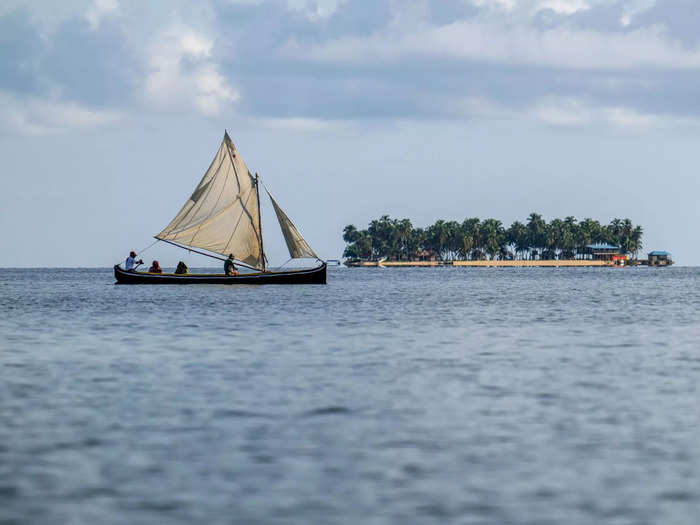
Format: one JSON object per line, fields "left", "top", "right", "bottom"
{"left": 0, "top": 91, "right": 120, "bottom": 135}
{"left": 537, "top": 0, "right": 589, "bottom": 14}
{"left": 287, "top": 0, "right": 347, "bottom": 20}
{"left": 286, "top": 19, "right": 700, "bottom": 70}
{"left": 470, "top": 0, "right": 517, "bottom": 10}
{"left": 527, "top": 96, "right": 694, "bottom": 129}
{"left": 620, "top": 0, "right": 656, "bottom": 27}
{"left": 456, "top": 94, "right": 698, "bottom": 129}
{"left": 255, "top": 116, "right": 345, "bottom": 131}
{"left": 144, "top": 27, "right": 238, "bottom": 116}
{"left": 529, "top": 96, "right": 593, "bottom": 125}
{"left": 85, "top": 0, "right": 119, "bottom": 30}
{"left": 468, "top": 0, "right": 590, "bottom": 15}
{"left": 222, "top": 0, "right": 345, "bottom": 20}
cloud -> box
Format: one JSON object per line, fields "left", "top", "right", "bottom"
{"left": 469, "top": 0, "right": 591, "bottom": 15}
{"left": 0, "top": 91, "right": 120, "bottom": 135}
{"left": 144, "top": 27, "right": 238, "bottom": 115}
{"left": 3, "top": 0, "right": 700, "bottom": 129}
{"left": 457, "top": 94, "right": 700, "bottom": 129}
{"left": 85, "top": 0, "right": 119, "bottom": 30}
{"left": 0, "top": 9, "right": 43, "bottom": 94}
{"left": 285, "top": 18, "right": 700, "bottom": 70}
{"left": 287, "top": 0, "right": 347, "bottom": 20}
{"left": 538, "top": 0, "right": 589, "bottom": 14}
{"left": 255, "top": 116, "right": 346, "bottom": 131}
{"left": 620, "top": 0, "right": 655, "bottom": 26}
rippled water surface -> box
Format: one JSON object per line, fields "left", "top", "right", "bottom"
{"left": 2, "top": 266, "right": 700, "bottom": 524}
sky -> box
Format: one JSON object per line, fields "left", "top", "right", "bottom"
{"left": 1, "top": 0, "right": 699, "bottom": 266}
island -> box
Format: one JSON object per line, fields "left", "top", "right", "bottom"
{"left": 342, "top": 214, "right": 672, "bottom": 267}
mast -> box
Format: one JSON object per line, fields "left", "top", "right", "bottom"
{"left": 255, "top": 173, "right": 266, "bottom": 271}
{"left": 156, "top": 131, "right": 267, "bottom": 270}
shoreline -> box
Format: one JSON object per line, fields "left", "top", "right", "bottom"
{"left": 346, "top": 260, "right": 620, "bottom": 268}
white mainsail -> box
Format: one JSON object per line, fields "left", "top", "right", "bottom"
{"left": 266, "top": 189, "right": 318, "bottom": 260}
{"left": 156, "top": 133, "right": 264, "bottom": 269}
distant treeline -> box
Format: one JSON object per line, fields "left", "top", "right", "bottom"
{"left": 343, "top": 214, "right": 643, "bottom": 261}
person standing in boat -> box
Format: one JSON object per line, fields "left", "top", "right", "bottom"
{"left": 224, "top": 254, "right": 238, "bottom": 276}
{"left": 124, "top": 251, "right": 143, "bottom": 271}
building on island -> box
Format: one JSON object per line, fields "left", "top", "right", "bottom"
{"left": 584, "top": 244, "right": 623, "bottom": 261}
{"left": 648, "top": 251, "right": 673, "bottom": 266}
{"left": 416, "top": 249, "right": 438, "bottom": 261}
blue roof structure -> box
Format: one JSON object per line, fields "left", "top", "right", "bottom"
{"left": 648, "top": 250, "right": 671, "bottom": 256}
{"left": 586, "top": 243, "right": 620, "bottom": 250}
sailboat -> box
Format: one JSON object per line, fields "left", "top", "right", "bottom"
{"left": 114, "top": 132, "right": 326, "bottom": 284}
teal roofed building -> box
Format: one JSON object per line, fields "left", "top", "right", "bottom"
{"left": 648, "top": 251, "right": 673, "bottom": 266}
{"left": 584, "top": 243, "right": 622, "bottom": 261}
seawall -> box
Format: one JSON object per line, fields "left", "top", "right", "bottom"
{"left": 346, "top": 260, "right": 613, "bottom": 268}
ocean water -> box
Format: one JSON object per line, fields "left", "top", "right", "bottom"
{"left": 1, "top": 266, "right": 700, "bottom": 525}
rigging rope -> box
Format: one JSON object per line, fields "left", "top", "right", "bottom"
{"left": 114, "top": 238, "right": 160, "bottom": 266}
{"left": 278, "top": 257, "right": 293, "bottom": 269}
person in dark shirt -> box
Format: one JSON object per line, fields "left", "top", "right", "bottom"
{"left": 175, "top": 261, "right": 188, "bottom": 275}
{"left": 224, "top": 254, "right": 238, "bottom": 276}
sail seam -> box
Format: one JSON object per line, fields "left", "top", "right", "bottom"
{"left": 224, "top": 136, "right": 262, "bottom": 267}
{"left": 189, "top": 148, "right": 233, "bottom": 248}
{"left": 255, "top": 174, "right": 265, "bottom": 271}
{"left": 223, "top": 187, "right": 260, "bottom": 267}
{"left": 157, "top": 185, "right": 255, "bottom": 242}
{"left": 166, "top": 150, "right": 228, "bottom": 236}
{"left": 224, "top": 135, "right": 245, "bottom": 199}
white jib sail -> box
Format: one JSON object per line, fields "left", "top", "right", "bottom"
{"left": 156, "top": 133, "right": 264, "bottom": 269}
{"left": 266, "top": 190, "right": 318, "bottom": 260}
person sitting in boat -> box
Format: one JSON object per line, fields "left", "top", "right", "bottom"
{"left": 175, "top": 261, "right": 188, "bottom": 275}
{"left": 224, "top": 254, "right": 238, "bottom": 276}
{"left": 124, "top": 251, "right": 143, "bottom": 271}
{"left": 148, "top": 260, "right": 163, "bottom": 273}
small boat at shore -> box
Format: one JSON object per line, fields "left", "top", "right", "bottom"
{"left": 115, "top": 132, "right": 326, "bottom": 285}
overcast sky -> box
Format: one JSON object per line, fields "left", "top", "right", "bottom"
{"left": 1, "top": 0, "right": 698, "bottom": 266}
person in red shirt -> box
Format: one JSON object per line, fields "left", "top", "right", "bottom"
{"left": 148, "top": 260, "right": 162, "bottom": 273}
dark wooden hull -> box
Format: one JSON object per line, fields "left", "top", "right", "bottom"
{"left": 114, "top": 263, "right": 327, "bottom": 285}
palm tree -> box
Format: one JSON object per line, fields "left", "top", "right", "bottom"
{"left": 444, "top": 221, "right": 463, "bottom": 261}
{"left": 527, "top": 212, "right": 546, "bottom": 259}
{"left": 368, "top": 215, "right": 398, "bottom": 259}
{"left": 342, "top": 228, "right": 372, "bottom": 259}
{"left": 407, "top": 227, "right": 426, "bottom": 258}
{"left": 577, "top": 218, "right": 595, "bottom": 256}
{"left": 342, "top": 214, "right": 643, "bottom": 262}
{"left": 506, "top": 221, "right": 527, "bottom": 259}
{"left": 480, "top": 219, "right": 505, "bottom": 260}
{"left": 562, "top": 216, "right": 578, "bottom": 259}
{"left": 607, "top": 218, "right": 623, "bottom": 247}
{"left": 426, "top": 220, "right": 449, "bottom": 261}
{"left": 396, "top": 218, "right": 413, "bottom": 260}
{"left": 547, "top": 218, "right": 566, "bottom": 259}
{"left": 461, "top": 218, "right": 480, "bottom": 260}
{"left": 355, "top": 231, "right": 372, "bottom": 259}
{"left": 619, "top": 218, "right": 634, "bottom": 254}
{"left": 629, "top": 225, "right": 643, "bottom": 258}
